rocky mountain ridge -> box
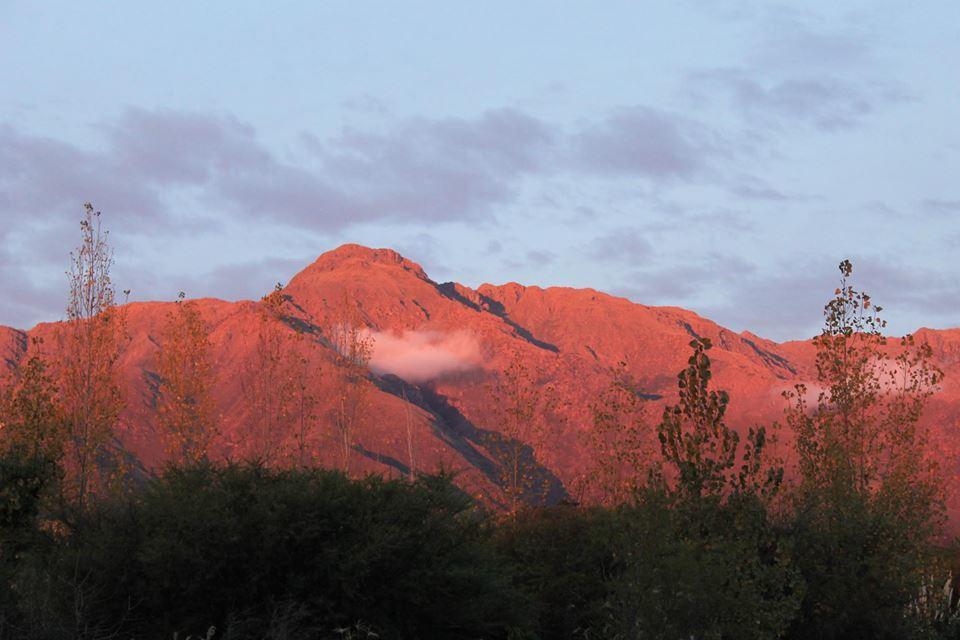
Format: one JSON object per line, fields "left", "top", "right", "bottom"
{"left": 4, "top": 244, "right": 960, "bottom": 516}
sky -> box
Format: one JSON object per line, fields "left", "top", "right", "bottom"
{"left": 1, "top": 1, "right": 958, "bottom": 340}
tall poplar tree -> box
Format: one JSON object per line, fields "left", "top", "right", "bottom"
{"left": 57, "top": 203, "right": 127, "bottom": 514}
{"left": 328, "top": 298, "right": 373, "bottom": 475}
{"left": 783, "top": 260, "right": 945, "bottom": 639}
{"left": 242, "top": 284, "right": 297, "bottom": 465}
{"left": 786, "top": 260, "right": 943, "bottom": 512}
{"left": 156, "top": 292, "right": 217, "bottom": 465}
{"left": 581, "top": 361, "right": 653, "bottom": 506}
{"left": 490, "top": 352, "right": 557, "bottom": 511}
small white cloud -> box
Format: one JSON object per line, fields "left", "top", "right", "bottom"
{"left": 365, "top": 329, "right": 483, "bottom": 383}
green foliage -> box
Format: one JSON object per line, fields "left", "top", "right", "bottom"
{"left": 657, "top": 338, "right": 742, "bottom": 500}
{"left": 495, "top": 494, "right": 801, "bottom": 640}
{"left": 782, "top": 260, "right": 947, "bottom": 640}
{"left": 0, "top": 348, "right": 64, "bottom": 466}
{"left": 786, "top": 489, "right": 938, "bottom": 640}
{"left": 495, "top": 506, "right": 622, "bottom": 639}
{"left": 611, "top": 492, "right": 801, "bottom": 640}
{"left": 0, "top": 446, "right": 56, "bottom": 637}
{"left": 9, "top": 465, "right": 528, "bottom": 640}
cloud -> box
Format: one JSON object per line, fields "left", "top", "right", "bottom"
{"left": 853, "top": 259, "right": 960, "bottom": 322}
{"left": 689, "top": 254, "right": 960, "bottom": 342}
{"left": 0, "top": 250, "right": 66, "bottom": 328}
{"left": 583, "top": 228, "right": 654, "bottom": 265}
{"left": 684, "top": 9, "right": 909, "bottom": 134}
{"left": 365, "top": 329, "right": 483, "bottom": 383}
{"left": 613, "top": 252, "right": 759, "bottom": 305}
{"left": 701, "top": 258, "right": 837, "bottom": 341}
{"left": 0, "top": 107, "right": 557, "bottom": 240}
{"left": 1, "top": 105, "right": 733, "bottom": 243}
{"left": 525, "top": 249, "right": 556, "bottom": 267}
{"left": 340, "top": 94, "right": 391, "bottom": 116}
{"left": 0, "top": 123, "right": 169, "bottom": 228}
{"left": 922, "top": 199, "right": 960, "bottom": 215}
{"left": 728, "top": 178, "right": 808, "bottom": 202}
{"left": 687, "top": 68, "right": 901, "bottom": 132}
{"left": 747, "top": 11, "right": 875, "bottom": 72}
{"left": 0, "top": 104, "right": 737, "bottom": 328}
{"left": 102, "top": 108, "right": 271, "bottom": 187}
{"left": 299, "top": 108, "right": 556, "bottom": 226}
{"left": 630, "top": 201, "right": 756, "bottom": 235}
{"left": 570, "top": 107, "right": 717, "bottom": 178}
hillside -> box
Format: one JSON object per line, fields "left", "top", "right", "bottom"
{"left": 5, "top": 244, "right": 960, "bottom": 515}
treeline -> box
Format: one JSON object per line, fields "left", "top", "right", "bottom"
{"left": 0, "top": 207, "right": 957, "bottom": 638}
{"left": 0, "top": 457, "right": 955, "bottom": 639}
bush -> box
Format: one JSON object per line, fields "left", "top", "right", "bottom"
{"left": 606, "top": 490, "right": 800, "bottom": 640}
{"left": 11, "top": 464, "right": 529, "bottom": 639}
{"left": 786, "top": 486, "right": 942, "bottom": 640}
{"left": 495, "top": 491, "right": 801, "bottom": 640}
{"left": 0, "top": 446, "right": 57, "bottom": 639}
{"left": 495, "top": 505, "right": 622, "bottom": 639}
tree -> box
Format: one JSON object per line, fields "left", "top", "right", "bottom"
{"left": 783, "top": 260, "right": 945, "bottom": 639}
{"left": 605, "top": 338, "right": 798, "bottom": 639}
{"left": 787, "top": 259, "right": 943, "bottom": 506}
{"left": 490, "top": 351, "right": 558, "bottom": 511}
{"left": 402, "top": 388, "right": 417, "bottom": 480}
{"left": 56, "top": 203, "right": 127, "bottom": 515}
{"left": 10, "top": 466, "right": 530, "bottom": 640}
{"left": 655, "top": 337, "right": 782, "bottom": 503}
{"left": 156, "top": 292, "right": 217, "bottom": 465}
{"left": 656, "top": 337, "right": 737, "bottom": 501}
{"left": 0, "top": 338, "right": 62, "bottom": 631}
{"left": 290, "top": 347, "right": 319, "bottom": 469}
{"left": 0, "top": 442, "right": 56, "bottom": 637}
{"left": 580, "top": 361, "right": 654, "bottom": 506}
{"left": 327, "top": 298, "right": 373, "bottom": 476}
{"left": 242, "top": 285, "right": 290, "bottom": 464}
{"left": 241, "top": 284, "right": 323, "bottom": 468}
{"left": 0, "top": 338, "right": 64, "bottom": 466}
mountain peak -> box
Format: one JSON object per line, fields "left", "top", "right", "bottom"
{"left": 300, "top": 244, "right": 430, "bottom": 281}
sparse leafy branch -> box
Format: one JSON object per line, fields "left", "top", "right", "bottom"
{"left": 327, "top": 297, "right": 373, "bottom": 476}
{"left": 156, "top": 292, "right": 218, "bottom": 465}
{"left": 786, "top": 259, "right": 943, "bottom": 503}
{"left": 57, "top": 203, "right": 127, "bottom": 515}
{"left": 657, "top": 337, "right": 781, "bottom": 503}
{"left": 291, "top": 346, "right": 320, "bottom": 469}
{"left": 657, "top": 337, "right": 739, "bottom": 501}
{"left": 782, "top": 260, "right": 947, "bottom": 639}
{"left": 490, "top": 351, "right": 558, "bottom": 511}
{"left": 0, "top": 338, "right": 65, "bottom": 467}
{"left": 581, "top": 361, "right": 654, "bottom": 505}
{"left": 242, "top": 283, "right": 299, "bottom": 465}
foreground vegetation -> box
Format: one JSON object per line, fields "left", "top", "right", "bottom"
{"left": 0, "top": 207, "right": 956, "bottom": 638}
{"left": 0, "top": 455, "right": 956, "bottom": 640}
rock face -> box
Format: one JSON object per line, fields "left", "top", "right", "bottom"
{"left": 4, "top": 244, "right": 960, "bottom": 517}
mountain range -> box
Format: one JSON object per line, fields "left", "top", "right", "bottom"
{"left": 4, "top": 244, "right": 959, "bottom": 520}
